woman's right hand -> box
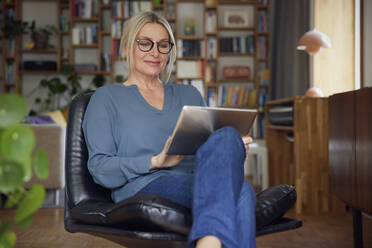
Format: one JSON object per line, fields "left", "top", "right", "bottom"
{"left": 150, "top": 136, "right": 185, "bottom": 169}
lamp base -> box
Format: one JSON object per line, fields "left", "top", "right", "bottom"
{"left": 304, "top": 87, "right": 324, "bottom": 97}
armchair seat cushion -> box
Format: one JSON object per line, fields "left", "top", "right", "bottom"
{"left": 70, "top": 184, "right": 296, "bottom": 236}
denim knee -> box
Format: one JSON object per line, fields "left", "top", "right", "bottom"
{"left": 196, "top": 126, "right": 245, "bottom": 160}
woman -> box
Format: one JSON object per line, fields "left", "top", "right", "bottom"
{"left": 83, "top": 11, "right": 256, "bottom": 248}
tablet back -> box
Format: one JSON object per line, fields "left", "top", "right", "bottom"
{"left": 167, "top": 106, "right": 257, "bottom": 155}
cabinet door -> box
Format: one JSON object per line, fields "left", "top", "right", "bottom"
{"left": 355, "top": 88, "right": 372, "bottom": 215}
{"left": 329, "top": 91, "right": 356, "bottom": 207}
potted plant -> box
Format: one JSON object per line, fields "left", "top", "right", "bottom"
{"left": 28, "top": 64, "right": 106, "bottom": 115}
{"left": 1, "top": 19, "right": 29, "bottom": 39}
{"left": 0, "top": 94, "right": 49, "bottom": 248}
{"left": 29, "top": 21, "right": 57, "bottom": 49}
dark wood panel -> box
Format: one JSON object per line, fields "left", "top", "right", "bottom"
{"left": 355, "top": 88, "right": 372, "bottom": 215}
{"left": 328, "top": 90, "right": 356, "bottom": 207}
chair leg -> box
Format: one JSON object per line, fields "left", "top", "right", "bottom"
{"left": 352, "top": 208, "right": 363, "bottom": 248}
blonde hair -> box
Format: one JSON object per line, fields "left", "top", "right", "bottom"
{"left": 120, "top": 11, "right": 176, "bottom": 83}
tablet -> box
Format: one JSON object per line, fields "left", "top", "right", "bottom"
{"left": 166, "top": 106, "right": 258, "bottom": 155}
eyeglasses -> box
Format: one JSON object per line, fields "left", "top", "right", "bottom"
{"left": 135, "top": 38, "right": 174, "bottom": 54}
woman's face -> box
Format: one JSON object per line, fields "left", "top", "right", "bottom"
{"left": 132, "top": 23, "right": 170, "bottom": 79}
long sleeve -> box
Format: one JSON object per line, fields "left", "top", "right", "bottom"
{"left": 83, "top": 89, "right": 152, "bottom": 189}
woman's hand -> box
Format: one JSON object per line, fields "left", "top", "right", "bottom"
{"left": 242, "top": 136, "right": 253, "bottom": 160}
{"left": 150, "top": 136, "right": 185, "bottom": 169}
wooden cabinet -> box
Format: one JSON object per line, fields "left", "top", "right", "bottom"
{"left": 329, "top": 88, "right": 372, "bottom": 248}
{"left": 329, "top": 88, "right": 372, "bottom": 215}
{"left": 265, "top": 96, "right": 345, "bottom": 214}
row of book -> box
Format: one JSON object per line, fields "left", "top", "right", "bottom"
{"left": 258, "top": 10, "right": 269, "bottom": 32}
{"left": 60, "top": 15, "right": 69, "bottom": 31}
{"left": 101, "top": 52, "right": 111, "bottom": 71}
{"left": 206, "top": 88, "right": 217, "bottom": 107}
{"left": 219, "top": 35, "right": 255, "bottom": 54}
{"left": 72, "top": 26, "right": 98, "bottom": 45}
{"left": 205, "top": 62, "right": 216, "bottom": 84}
{"left": 205, "top": 10, "right": 217, "bottom": 33}
{"left": 112, "top": 0, "right": 152, "bottom": 18}
{"left": 250, "top": 114, "right": 265, "bottom": 140}
{"left": 257, "top": 36, "right": 268, "bottom": 58}
{"left": 217, "top": 84, "right": 256, "bottom": 107}
{"left": 206, "top": 37, "right": 217, "bottom": 58}
{"left": 177, "top": 40, "right": 205, "bottom": 58}
{"left": 112, "top": 20, "right": 126, "bottom": 38}
{"left": 112, "top": 39, "right": 121, "bottom": 57}
{"left": 71, "top": 0, "right": 94, "bottom": 18}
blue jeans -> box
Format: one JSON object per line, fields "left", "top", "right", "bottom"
{"left": 138, "top": 127, "right": 256, "bottom": 248}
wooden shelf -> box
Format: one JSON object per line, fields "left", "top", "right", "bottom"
{"left": 177, "top": 77, "right": 204, "bottom": 80}
{"left": 177, "top": 57, "right": 204, "bottom": 60}
{"left": 219, "top": 79, "right": 255, "bottom": 83}
{"left": 112, "top": 17, "right": 127, "bottom": 21}
{"left": 72, "top": 44, "right": 98, "bottom": 48}
{"left": 266, "top": 125, "right": 294, "bottom": 131}
{"left": 153, "top": 4, "right": 164, "bottom": 9}
{"left": 20, "top": 70, "right": 58, "bottom": 75}
{"left": 71, "top": 17, "right": 99, "bottom": 22}
{"left": 219, "top": 0, "right": 256, "bottom": 5}
{"left": 73, "top": 71, "right": 111, "bottom": 75}
{"left": 22, "top": 49, "right": 57, "bottom": 54}
{"left": 100, "top": 4, "right": 111, "bottom": 9}
{"left": 178, "top": 36, "right": 204, "bottom": 40}
{"left": 219, "top": 52, "right": 255, "bottom": 57}
{"left": 101, "top": 31, "right": 111, "bottom": 36}
{"left": 218, "top": 27, "right": 255, "bottom": 31}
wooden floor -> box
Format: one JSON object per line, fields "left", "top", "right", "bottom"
{"left": 1, "top": 208, "right": 371, "bottom": 248}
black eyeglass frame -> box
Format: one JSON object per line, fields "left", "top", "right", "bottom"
{"left": 135, "top": 38, "right": 174, "bottom": 54}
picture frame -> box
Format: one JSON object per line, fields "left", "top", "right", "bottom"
{"left": 224, "top": 10, "right": 250, "bottom": 28}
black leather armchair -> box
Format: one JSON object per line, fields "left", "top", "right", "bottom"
{"left": 64, "top": 91, "right": 302, "bottom": 248}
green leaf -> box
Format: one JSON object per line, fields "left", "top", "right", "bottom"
{"left": 4, "top": 189, "right": 24, "bottom": 208}
{"left": 32, "top": 148, "right": 49, "bottom": 180}
{"left": 0, "top": 160, "right": 24, "bottom": 194}
{"left": 14, "top": 184, "right": 45, "bottom": 227}
{"left": 0, "top": 231, "right": 16, "bottom": 248}
{"left": 0, "top": 94, "right": 28, "bottom": 128}
{"left": 0, "top": 220, "right": 11, "bottom": 236}
{"left": 0, "top": 125, "right": 34, "bottom": 181}
{"left": 16, "top": 213, "right": 34, "bottom": 230}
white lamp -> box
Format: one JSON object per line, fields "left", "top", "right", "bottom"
{"left": 297, "top": 29, "right": 332, "bottom": 97}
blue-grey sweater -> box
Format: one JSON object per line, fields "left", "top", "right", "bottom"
{"left": 82, "top": 83, "right": 205, "bottom": 203}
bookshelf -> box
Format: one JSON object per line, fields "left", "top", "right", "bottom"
{"left": 1, "top": 0, "right": 271, "bottom": 139}
{"left": 1, "top": 0, "right": 22, "bottom": 94}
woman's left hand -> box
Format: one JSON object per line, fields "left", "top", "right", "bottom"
{"left": 242, "top": 136, "right": 253, "bottom": 160}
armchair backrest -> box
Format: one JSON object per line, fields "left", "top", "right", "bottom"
{"left": 65, "top": 91, "right": 111, "bottom": 209}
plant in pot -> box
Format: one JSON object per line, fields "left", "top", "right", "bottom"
{"left": 28, "top": 64, "right": 106, "bottom": 115}
{"left": 0, "top": 94, "right": 49, "bottom": 248}
{"left": 28, "top": 21, "right": 57, "bottom": 49}
{"left": 1, "top": 19, "right": 29, "bottom": 39}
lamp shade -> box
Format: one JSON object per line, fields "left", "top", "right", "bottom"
{"left": 297, "top": 29, "right": 332, "bottom": 55}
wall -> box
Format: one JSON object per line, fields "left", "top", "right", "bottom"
{"left": 313, "top": 0, "right": 355, "bottom": 96}
{"left": 364, "top": 0, "right": 372, "bottom": 87}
